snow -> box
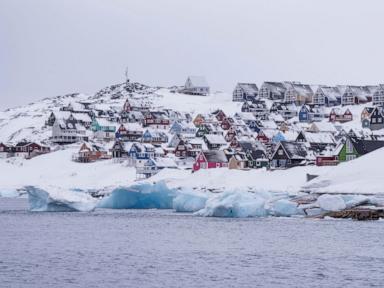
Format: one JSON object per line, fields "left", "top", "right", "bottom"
{"left": 303, "top": 147, "right": 384, "bottom": 195}
{"left": 316, "top": 194, "right": 346, "bottom": 212}
{"left": 26, "top": 186, "right": 97, "bottom": 212}
{"left": 0, "top": 147, "right": 137, "bottom": 191}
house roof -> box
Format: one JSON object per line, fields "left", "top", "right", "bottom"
{"left": 280, "top": 141, "right": 308, "bottom": 160}
{"left": 236, "top": 83, "right": 258, "bottom": 94}
{"left": 204, "top": 134, "right": 227, "bottom": 145}
{"left": 187, "top": 76, "right": 209, "bottom": 87}
{"left": 202, "top": 150, "right": 228, "bottom": 163}
{"left": 350, "top": 137, "right": 384, "bottom": 155}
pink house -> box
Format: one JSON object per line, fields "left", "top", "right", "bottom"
{"left": 193, "top": 150, "right": 228, "bottom": 171}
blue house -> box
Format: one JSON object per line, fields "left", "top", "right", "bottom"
{"left": 142, "top": 129, "right": 168, "bottom": 144}
{"left": 298, "top": 105, "right": 311, "bottom": 122}
{"left": 128, "top": 143, "right": 155, "bottom": 160}
{"left": 272, "top": 131, "right": 286, "bottom": 143}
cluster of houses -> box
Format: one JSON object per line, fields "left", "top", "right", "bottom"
{"left": 2, "top": 78, "right": 384, "bottom": 179}
{"left": 234, "top": 81, "right": 384, "bottom": 107}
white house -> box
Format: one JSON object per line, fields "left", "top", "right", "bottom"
{"left": 182, "top": 76, "right": 210, "bottom": 96}
{"left": 233, "top": 83, "right": 258, "bottom": 102}
{"left": 51, "top": 119, "right": 89, "bottom": 144}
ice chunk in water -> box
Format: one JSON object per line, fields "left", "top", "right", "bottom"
{"left": 316, "top": 194, "right": 346, "bottom": 212}
{"left": 272, "top": 199, "right": 302, "bottom": 217}
{"left": 196, "top": 191, "right": 268, "bottom": 218}
{"left": 98, "top": 181, "right": 176, "bottom": 209}
{"left": 173, "top": 191, "right": 208, "bottom": 212}
{"left": 26, "top": 186, "right": 97, "bottom": 212}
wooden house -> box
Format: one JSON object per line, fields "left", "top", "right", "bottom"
{"left": 259, "top": 82, "right": 290, "bottom": 100}
{"left": 142, "top": 129, "right": 168, "bottom": 144}
{"left": 14, "top": 142, "right": 50, "bottom": 159}
{"left": 174, "top": 139, "right": 190, "bottom": 158}
{"left": 203, "top": 134, "right": 227, "bottom": 150}
{"left": 233, "top": 83, "right": 258, "bottom": 102}
{"left": 270, "top": 141, "right": 308, "bottom": 169}
{"left": 296, "top": 131, "right": 336, "bottom": 153}
{"left": 143, "top": 111, "right": 170, "bottom": 129}
{"left": 372, "top": 85, "right": 384, "bottom": 106}
{"left": 329, "top": 108, "right": 353, "bottom": 123}
{"left": 115, "top": 123, "right": 143, "bottom": 141}
{"left": 224, "top": 126, "right": 237, "bottom": 142}
{"left": 110, "top": 140, "right": 128, "bottom": 158}
{"left": 335, "top": 136, "right": 384, "bottom": 162}
{"left": 169, "top": 121, "right": 197, "bottom": 135}
{"left": 193, "top": 114, "right": 206, "bottom": 127}
{"left": 0, "top": 143, "right": 13, "bottom": 158}
{"left": 312, "top": 86, "right": 341, "bottom": 107}
{"left": 270, "top": 102, "right": 297, "bottom": 120}
{"left": 361, "top": 107, "right": 384, "bottom": 131}
{"left": 182, "top": 76, "right": 210, "bottom": 96}
{"left": 73, "top": 143, "right": 109, "bottom": 162}
{"left": 91, "top": 118, "right": 116, "bottom": 141}
{"left": 212, "top": 109, "right": 227, "bottom": 122}
{"left": 51, "top": 119, "right": 89, "bottom": 144}
{"left": 193, "top": 150, "right": 228, "bottom": 171}
{"left": 228, "top": 153, "right": 248, "bottom": 170}
{"left": 284, "top": 83, "right": 314, "bottom": 105}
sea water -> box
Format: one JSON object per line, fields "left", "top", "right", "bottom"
{"left": 0, "top": 198, "right": 383, "bottom": 288}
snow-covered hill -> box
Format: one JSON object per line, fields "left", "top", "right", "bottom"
{"left": 0, "top": 81, "right": 239, "bottom": 144}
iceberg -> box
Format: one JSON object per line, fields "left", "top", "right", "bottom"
{"left": 196, "top": 191, "right": 268, "bottom": 218}
{"left": 0, "top": 189, "right": 21, "bottom": 198}
{"left": 98, "top": 181, "right": 177, "bottom": 209}
{"left": 272, "top": 199, "right": 302, "bottom": 217}
{"left": 26, "top": 186, "right": 97, "bottom": 212}
{"left": 316, "top": 194, "right": 346, "bottom": 212}
{"left": 173, "top": 191, "right": 208, "bottom": 212}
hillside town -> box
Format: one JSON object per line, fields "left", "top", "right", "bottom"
{"left": 1, "top": 77, "right": 384, "bottom": 179}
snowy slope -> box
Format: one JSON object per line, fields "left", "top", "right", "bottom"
{"left": 302, "top": 147, "right": 384, "bottom": 195}
{"left": 0, "top": 148, "right": 136, "bottom": 192}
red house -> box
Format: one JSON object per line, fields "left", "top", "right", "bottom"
{"left": 316, "top": 155, "right": 339, "bottom": 166}
{"left": 256, "top": 129, "right": 275, "bottom": 144}
{"left": 123, "top": 99, "right": 132, "bottom": 112}
{"left": 213, "top": 110, "right": 227, "bottom": 122}
{"left": 329, "top": 108, "right": 353, "bottom": 123}
{"left": 143, "top": 111, "right": 170, "bottom": 129}
{"left": 193, "top": 150, "right": 228, "bottom": 171}
{"left": 14, "top": 142, "right": 50, "bottom": 159}
{"left": 220, "top": 117, "right": 232, "bottom": 130}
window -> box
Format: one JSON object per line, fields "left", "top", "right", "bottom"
{"left": 278, "top": 149, "right": 284, "bottom": 156}
{"left": 379, "top": 118, "right": 383, "bottom": 123}
{"left": 346, "top": 155, "right": 356, "bottom": 161}
{"left": 372, "top": 118, "right": 377, "bottom": 124}
{"left": 346, "top": 140, "right": 353, "bottom": 153}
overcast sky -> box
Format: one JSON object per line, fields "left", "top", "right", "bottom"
{"left": 1, "top": 0, "right": 384, "bottom": 109}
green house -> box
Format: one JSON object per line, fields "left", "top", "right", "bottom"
{"left": 196, "top": 125, "right": 210, "bottom": 137}
{"left": 336, "top": 136, "right": 384, "bottom": 162}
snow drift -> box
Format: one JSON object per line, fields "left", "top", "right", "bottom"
{"left": 26, "top": 186, "right": 97, "bottom": 212}
{"left": 303, "top": 147, "right": 384, "bottom": 195}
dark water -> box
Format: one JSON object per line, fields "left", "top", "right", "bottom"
{"left": 1, "top": 198, "right": 384, "bottom": 288}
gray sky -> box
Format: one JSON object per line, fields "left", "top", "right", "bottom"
{"left": 1, "top": 0, "right": 384, "bottom": 109}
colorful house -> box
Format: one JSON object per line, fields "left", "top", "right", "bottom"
{"left": 193, "top": 150, "right": 228, "bottom": 171}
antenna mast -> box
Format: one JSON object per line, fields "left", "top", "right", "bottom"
{"left": 125, "top": 66, "right": 129, "bottom": 83}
